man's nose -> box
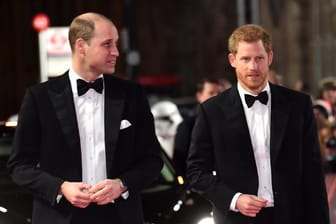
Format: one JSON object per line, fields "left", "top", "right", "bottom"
{"left": 248, "top": 60, "right": 258, "bottom": 70}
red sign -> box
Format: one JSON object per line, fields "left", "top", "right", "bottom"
{"left": 32, "top": 13, "right": 50, "bottom": 32}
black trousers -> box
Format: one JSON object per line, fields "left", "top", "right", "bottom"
{"left": 248, "top": 207, "right": 275, "bottom": 224}
{"left": 71, "top": 203, "right": 119, "bottom": 224}
{"left": 215, "top": 207, "right": 275, "bottom": 224}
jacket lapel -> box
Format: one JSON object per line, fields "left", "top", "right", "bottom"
{"left": 226, "top": 85, "right": 257, "bottom": 166}
{"left": 103, "top": 75, "right": 125, "bottom": 176}
{"left": 224, "top": 84, "right": 289, "bottom": 175}
{"left": 47, "top": 73, "right": 126, "bottom": 177}
{"left": 47, "top": 73, "right": 82, "bottom": 169}
{"left": 269, "top": 84, "right": 290, "bottom": 165}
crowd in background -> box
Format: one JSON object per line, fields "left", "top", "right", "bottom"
{"left": 311, "top": 77, "right": 336, "bottom": 172}
{"left": 151, "top": 71, "right": 336, "bottom": 177}
{"left": 267, "top": 71, "right": 336, "bottom": 172}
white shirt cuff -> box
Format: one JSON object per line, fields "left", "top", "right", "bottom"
{"left": 230, "top": 192, "right": 242, "bottom": 212}
{"left": 121, "top": 190, "right": 129, "bottom": 199}
{"left": 110, "top": 190, "right": 129, "bottom": 203}
{"left": 56, "top": 194, "right": 62, "bottom": 204}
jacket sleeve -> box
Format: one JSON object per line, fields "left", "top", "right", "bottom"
{"left": 302, "top": 95, "right": 330, "bottom": 224}
{"left": 186, "top": 104, "right": 235, "bottom": 212}
{"left": 7, "top": 88, "right": 64, "bottom": 206}
{"left": 117, "top": 85, "right": 163, "bottom": 194}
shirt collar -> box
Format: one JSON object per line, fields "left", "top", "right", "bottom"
{"left": 68, "top": 68, "right": 104, "bottom": 95}
{"left": 237, "top": 82, "right": 270, "bottom": 108}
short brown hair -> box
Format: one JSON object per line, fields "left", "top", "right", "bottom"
{"left": 319, "top": 77, "right": 336, "bottom": 91}
{"left": 196, "top": 78, "right": 221, "bottom": 93}
{"left": 228, "top": 24, "right": 272, "bottom": 55}
{"left": 68, "top": 12, "right": 112, "bottom": 51}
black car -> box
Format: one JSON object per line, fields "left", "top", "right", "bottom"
{"left": 0, "top": 121, "right": 32, "bottom": 224}
{"left": 0, "top": 119, "right": 213, "bottom": 224}
{"left": 141, "top": 151, "right": 213, "bottom": 224}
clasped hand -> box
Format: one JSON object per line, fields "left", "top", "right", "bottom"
{"left": 60, "top": 179, "right": 124, "bottom": 208}
{"left": 236, "top": 194, "right": 268, "bottom": 217}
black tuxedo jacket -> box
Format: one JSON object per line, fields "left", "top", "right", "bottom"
{"left": 187, "top": 83, "right": 329, "bottom": 224}
{"left": 7, "top": 72, "right": 163, "bottom": 224}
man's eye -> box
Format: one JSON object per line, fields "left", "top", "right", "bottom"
{"left": 256, "top": 57, "right": 265, "bottom": 62}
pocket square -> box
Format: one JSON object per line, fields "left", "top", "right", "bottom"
{"left": 120, "top": 119, "right": 132, "bottom": 130}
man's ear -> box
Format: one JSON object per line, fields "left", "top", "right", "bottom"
{"left": 268, "top": 50, "right": 274, "bottom": 66}
{"left": 228, "top": 53, "right": 236, "bottom": 68}
{"left": 75, "top": 38, "right": 86, "bottom": 55}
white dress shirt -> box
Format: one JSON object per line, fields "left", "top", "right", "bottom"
{"left": 56, "top": 70, "right": 128, "bottom": 203}
{"left": 69, "top": 69, "right": 107, "bottom": 186}
{"left": 230, "top": 82, "right": 274, "bottom": 211}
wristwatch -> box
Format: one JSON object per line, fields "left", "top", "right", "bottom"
{"left": 119, "top": 179, "right": 127, "bottom": 191}
{"left": 119, "top": 179, "right": 129, "bottom": 199}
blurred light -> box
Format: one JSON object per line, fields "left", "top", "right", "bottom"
{"left": 212, "top": 171, "right": 217, "bottom": 176}
{"left": 0, "top": 206, "right": 8, "bottom": 213}
{"left": 185, "top": 198, "right": 194, "bottom": 206}
{"left": 177, "top": 176, "right": 184, "bottom": 185}
{"left": 5, "top": 121, "right": 17, "bottom": 127}
{"left": 32, "top": 13, "right": 50, "bottom": 32}
{"left": 173, "top": 204, "right": 180, "bottom": 212}
{"left": 173, "top": 200, "right": 183, "bottom": 212}
{"left": 197, "top": 217, "right": 215, "bottom": 224}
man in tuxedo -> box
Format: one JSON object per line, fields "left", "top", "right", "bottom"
{"left": 7, "top": 12, "right": 163, "bottom": 224}
{"left": 186, "top": 24, "right": 329, "bottom": 224}
{"left": 173, "top": 78, "right": 224, "bottom": 176}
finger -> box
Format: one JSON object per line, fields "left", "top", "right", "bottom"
{"left": 89, "top": 182, "right": 106, "bottom": 194}
{"left": 239, "top": 204, "right": 262, "bottom": 215}
{"left": 78, "top": 183, "right": 91, "bottom": 193}
{"left": 250, "top": 196, "right": 265, "bottom": 201}
{"left": 73, "top": 201, "right": 91, "bottom": 208}
{"left": 251, "top": 195, "right": 267, "bottom": 203}
{"left": 243, "top": 211, "right": 258, "bottom": 217}
{"left": 96, "top": 196, "right": 112, "bottom": 205}
{"left": 250, "top": 196, "right": 268, "bottom": 207}
{"left": 92, "top": 193, "right": 112, "bottom": 204}
{"left": 71, "top": 195, "right": 91, "bottom": 207}
{"left": 90, "top": 190, "right": 111, "bottom": 203}
{"left": 90, "top": 187, "right": 107, "bottom": 199}
{"left": 247, "top": 202, "right": 264, "bottom": 209}
{"left": 245, "top": 206, "right": 260, "bottom": 212}
{"left": 76, "top": 191, "right": 92, "bottom": 201}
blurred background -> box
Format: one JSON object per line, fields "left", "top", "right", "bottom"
{"left": 1, "top": 0, "right": 336, "bottom": 119}
{"left": 3, "top": 1, "right": 336, "bottom": 223}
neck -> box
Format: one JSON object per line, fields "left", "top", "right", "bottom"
{"left": 72, "top": 63, "right": 100, "bottom": 82}
{"left": 238, "top": 81, "right": 268, "bottom": 95}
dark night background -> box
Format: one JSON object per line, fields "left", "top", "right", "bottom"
{"left": 2, "top": 0, "right": 336, "bottom": 120}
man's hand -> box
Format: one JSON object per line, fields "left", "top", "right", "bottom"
{"left": 59, "top": 181, "right": 92, "bottom": 208}
{"left": 236, "top": 194, "right": 268, "bottom": 217}
{"left": 89, "top": 179, "right": 124, "bottom": 205}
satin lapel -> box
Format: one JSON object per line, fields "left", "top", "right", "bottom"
{"left": 103, "top": 76, "right": 125, "bottom": 176}
{"left": 48, "top": 74, "right": 81, "bottom": 169}
{"left": 225, "top": 85, "right": 256, "bottom": 166}
{"left": 270, "top": 84, "right": 290, "bottom": 165}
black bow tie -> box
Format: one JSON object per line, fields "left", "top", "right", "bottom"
{"left": 77, "top": 78, "right": 103, "bottom": 96}
{"left": 244, "top": 91, "right": 268, "bottom": 108}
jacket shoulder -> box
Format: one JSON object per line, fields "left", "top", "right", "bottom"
{"left": 104, "top": 75, "right": 142, "bottom": 89}
{"left": 271, "top": 84, "right": 312, "bottom": 101}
